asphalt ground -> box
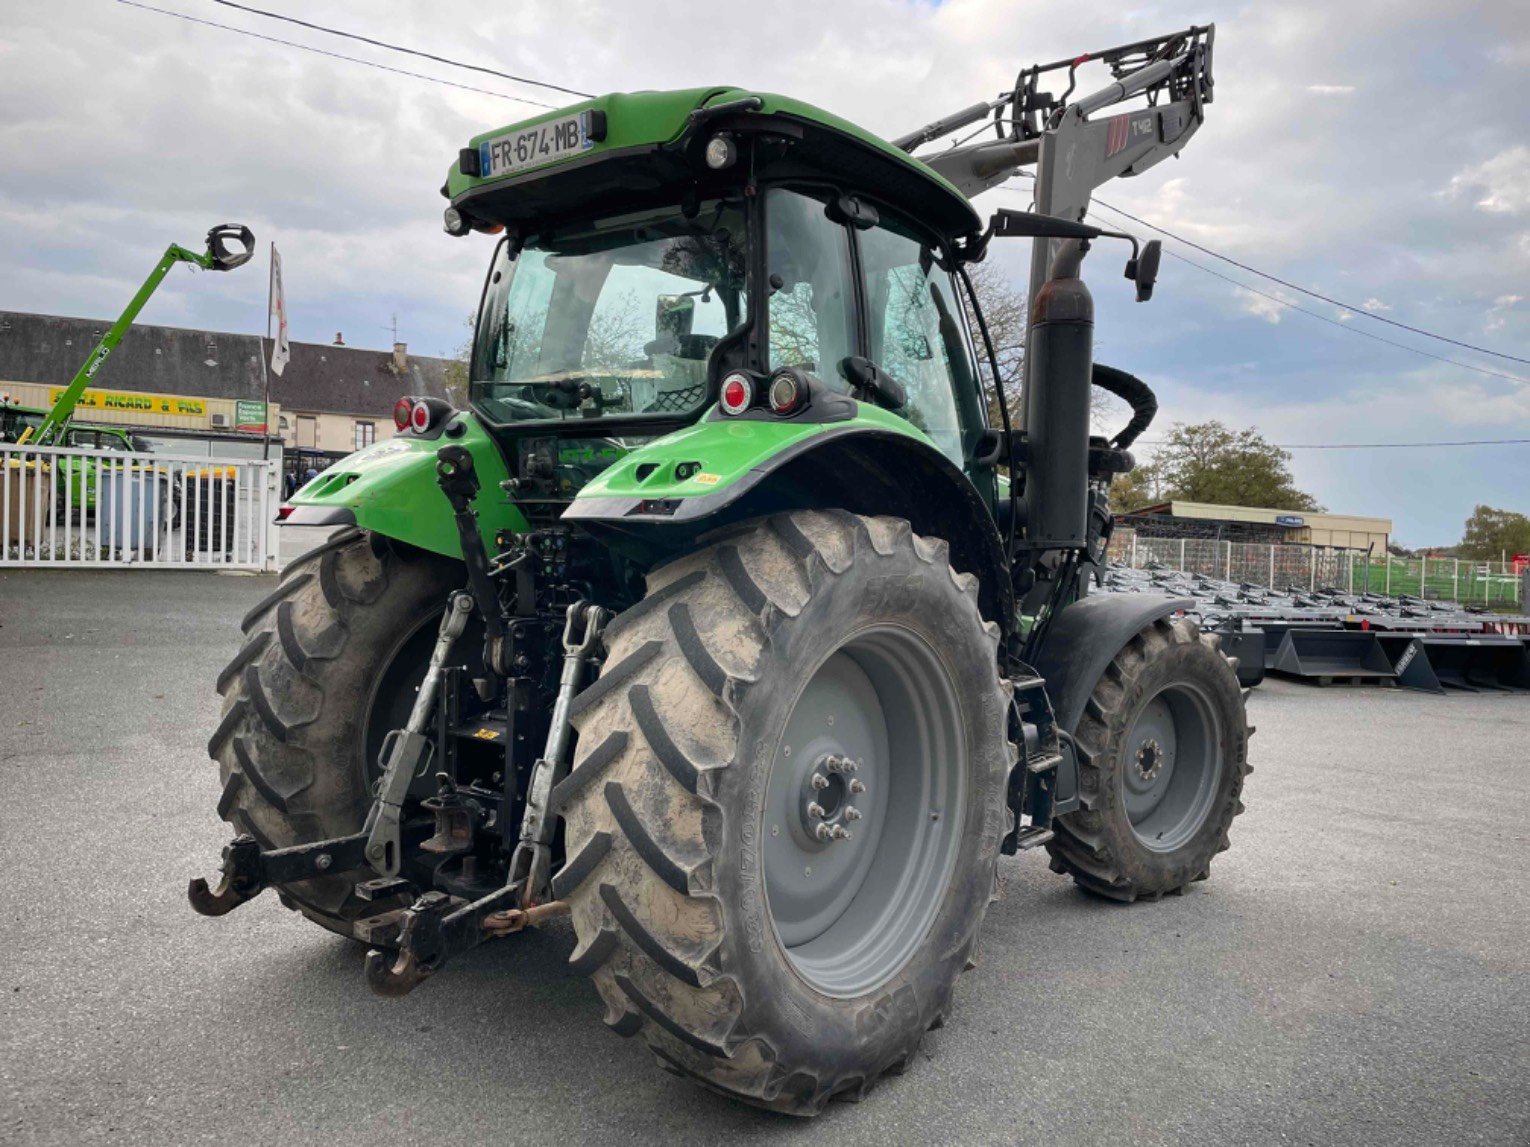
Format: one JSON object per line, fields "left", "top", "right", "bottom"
{"left": 2, "top": 567, "right": 1528, "bottom": 1146}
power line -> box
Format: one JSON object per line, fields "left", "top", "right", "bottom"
{"left": 114, "top": 0, "right": 557, "bottom": 108}
{"left": 1088, "top": 196, "right": 1530, "bottom": 367}
{"left": 1139, "top": 438, "right": 1530, "bottom": 450}
{"left": 1147, "top": 243, "right": 1530, "bottom": 387}
{"left": 209, "top": 0, "right": 594, "bottom": 101}
{"left": 1001, "top": 181, "right": 1529, "bottom": 384}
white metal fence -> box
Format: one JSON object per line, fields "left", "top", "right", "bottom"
{"left": 1108, "top": 527, "right": 1524, "bottom": 610}
{"left": 2, "top": 442, "right": 279, "bottom": 571}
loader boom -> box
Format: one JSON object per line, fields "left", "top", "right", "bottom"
{"left": 903, "top": 24, "right": 1215, "bottom": 358}
{"left": 22, "top": 224, "right": 254, "bottom": 446}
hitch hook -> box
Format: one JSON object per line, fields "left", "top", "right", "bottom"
{"left": 187, "top": 835, "right": 262, "bottom": 917}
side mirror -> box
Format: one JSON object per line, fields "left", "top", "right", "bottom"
{"left": 988, "top": 208, "right": 1102, "bottom": 242}
{"left": 1132, "top": 239, "right": 1161, "bottom": 302}
{"left": 655, "top": 295, "right": 696, "bottom": 341}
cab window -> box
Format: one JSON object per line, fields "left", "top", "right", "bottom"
{"left": 857, "top": 217, "right": 976, "bottom": 466}
{"left": 765, "top": 189, "right": 855, "bottom": 381}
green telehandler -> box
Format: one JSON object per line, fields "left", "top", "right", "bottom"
{"left": 191, "top": 25, "right": 1248, "bottom": 1114}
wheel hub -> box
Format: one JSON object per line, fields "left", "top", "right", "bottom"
{"left": 799, "top": 754, "right": 867, "bottom": 845}
{"left": 1134, "top": 737, "right": 1164, "bottom": 783}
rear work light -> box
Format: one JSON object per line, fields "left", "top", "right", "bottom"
{"left": 393, "top": 397, "right": 414, "bottom": 431}
{"left": 768, "top": 368, "right": 807, "bottom": 416}
{"left": 719, "top": 371, "right": 753, "bottom": 416}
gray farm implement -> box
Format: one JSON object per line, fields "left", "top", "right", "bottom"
{"left": 1099, "top": 564, "right": 1530, "bottom": 693}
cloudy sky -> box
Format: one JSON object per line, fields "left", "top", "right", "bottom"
{"left": 1, "top": 0, "right": 1526, "bottom": 544}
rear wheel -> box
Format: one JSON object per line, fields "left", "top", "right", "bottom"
{"left": 1046, "top": 617, "right": 1249, "bottom": 902}
{"left": 206, "top": 528, "right": 462, "bottom": 937}
{"left": 558, "top": 511, "right": 1012, "bottom": 1114}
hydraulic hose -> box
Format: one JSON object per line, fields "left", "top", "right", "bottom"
{"left": 1092, "top": 363, "right": 1157, "bottom": 449}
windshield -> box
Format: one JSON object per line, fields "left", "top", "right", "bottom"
{"left": 472, "top": 200, "right": 748, "bottom": 424}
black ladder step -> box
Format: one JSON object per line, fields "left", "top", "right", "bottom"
{"left": 1013, "top": 826, "right": 1055, "bottom": 850}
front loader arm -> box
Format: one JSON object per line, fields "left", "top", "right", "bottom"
{"left": 906, "top": 24, "right": 1214, "bottom": 232}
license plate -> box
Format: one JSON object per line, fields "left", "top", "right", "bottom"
{"left": 479, "top": 114, "right": 591, "bottom": 179}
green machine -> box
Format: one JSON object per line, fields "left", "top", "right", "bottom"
{"left": 18, "top": 224, "right": 254, "bottom": 447}
{"left": 192, "top": 27, "right": 1250, "bottom": 1113}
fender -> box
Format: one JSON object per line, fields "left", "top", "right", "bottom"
{"left": 1030, "top": 592, "right": 1192, "bottom": 734}
{"left": 565, "top": 406, "right": 1016, "bottom": 631}
{"left": 284, "top": 412, "right": 524, "bottom": 558}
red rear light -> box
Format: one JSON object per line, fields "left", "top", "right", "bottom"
{"left": 393, "top": 397, "right": 413, "bottom": 431}
{"left": 276, "top": 504, "right": 294, "bottom": 521}
{"left": 719, "top": 372, "right": 752, "bottom": 416}
{"left": 410, "top": 401, "right": 431, "bottom": 432}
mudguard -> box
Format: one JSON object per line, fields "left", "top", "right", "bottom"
{"left": 566, "top": 404, "right": 1015, "bottom": 630}
{"left": 284, "top": 413, "right": 524, "bottom": 559}
{"left": 1030, "top": 592, "right": 1192, "bottom": 734}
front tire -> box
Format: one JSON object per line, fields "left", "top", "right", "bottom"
{"left": 1046, "top": 617, "right": 1250, "bottom": 902}
{"left": 558, "top": 511, "right": 1013, "bottom": 1114}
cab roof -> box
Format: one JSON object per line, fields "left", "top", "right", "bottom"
{"left": 444, "top": 87, "right": 982, "bottom": 243}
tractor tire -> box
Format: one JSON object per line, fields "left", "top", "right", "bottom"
{"left": 207, "top": 527, "right": 462, "bottom": 938}
{"left": 558, "top": 510, "right": 1013, "bottom": 1115}
{"left": 1046, "top": 617, "right": 1249, "bottom": 903}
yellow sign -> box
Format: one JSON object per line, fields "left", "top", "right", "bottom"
{"left": 48, "top": 387, "right": 207, "bottom": 418}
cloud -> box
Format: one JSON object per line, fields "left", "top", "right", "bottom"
{"left": 1234, "top": 289, "right": 1288, "bottom": 324}
{"left": 1443, "top": 145, "right": 1530, "bottom": 215}
{"left": 1306, "top": 84, "right": 1356, "bottom": 94}
{"left": 1486, "top": 293, "right": 1522, "bottom": 331}
{"left": 1360, "top": 298, "right": 1391, "bottom": 312}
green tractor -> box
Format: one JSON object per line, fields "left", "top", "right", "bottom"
{"left": 193, "top": 26, "right": 1248, "bottom": 1113}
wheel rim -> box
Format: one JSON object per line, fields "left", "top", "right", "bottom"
{"left": 761, "top": 625, "right": 965, "bottom": 998}
{"left": 1122, "top": 682, "right": 1223, "bottom": 853}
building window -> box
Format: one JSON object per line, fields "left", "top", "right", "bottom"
{"left": 354, "top": 421, "right": 376, "bottom": 450}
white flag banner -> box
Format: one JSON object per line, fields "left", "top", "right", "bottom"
{"left": 269, "top": 245, "right": 290, "bottom": 377}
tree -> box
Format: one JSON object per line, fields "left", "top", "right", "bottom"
{"left": 1145, "top": 420, "right": 1324, "bottom": 511}
{"left": 1459, "top": 505, "right": 1530, "bottom": 560}
{"left": 960, "top": 258, "right": 1126, "bottom": 433}
{"left": 441, "top": 314, "right": 474, "bottom": 408}
{"left": 1111, "top": 459, "right": 1163, "bottom": 512}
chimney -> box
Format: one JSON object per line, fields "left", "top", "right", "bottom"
{"left": 333, "top": 332, "right": 345, "bottom": 346}
{"left": 392, "top": 341, "right": 408, "bottom": 374}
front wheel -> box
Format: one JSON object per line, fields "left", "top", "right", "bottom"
{"left": 1046, "top": 617, "right": 1250, "bottom": 902}
{"left": 558, "top": 511, "right": 1013, "bottom": 1114}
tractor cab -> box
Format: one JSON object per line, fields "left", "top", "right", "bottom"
{"left": 444, "top": 88, "right": 992, "bottom": 502}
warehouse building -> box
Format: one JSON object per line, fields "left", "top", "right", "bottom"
{"left": 1122, "top": 500, "right": 1391, "bottom": 552}
{"left": 0, "top": 310, "right": 455, "bottom": 471}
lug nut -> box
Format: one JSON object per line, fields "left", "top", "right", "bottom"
{"left": 844, "top": 806, "right": 862, "bottom": 821}
{"left": 849, "top": 779, "right": 866, "bottom": 794}
{"left": 811, "top": 773, "right": 829, "bottom": 790}
{"left": 814, "top": 823, "right": 833, "bottom": 841}
{"left": 807, "top": 802, "right": 826, "bottom": 819}
{"left": 832, "top": 825, "right": 852, "bottom": 841}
